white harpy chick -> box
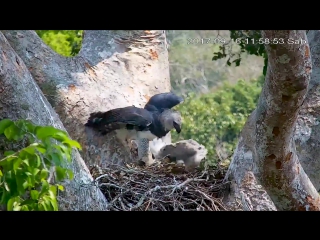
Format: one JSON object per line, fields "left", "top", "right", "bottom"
{"left": 149, "top": 138, "right": 208, "bottom": 171}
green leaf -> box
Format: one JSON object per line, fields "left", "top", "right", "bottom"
{"left": 67, "top": 169, "right": 74, "bottom": 180}
{"left": 4, "top": 124, "right": 21, "bottom": 141}
{"left": 13, "top": 202, "right": 22, "bottom": 211}
{"left": 52, "top": 131, "right": 69, "bottom": 142}
{"left": 4, "top": 150, "right": 15, "bottom": 157}
{"left": 30, "top": 190, "right": 39, "bottom": 200}
{"left": 55, "top": 166, "right": 66, "bottom": 181}
{"left": 22, "top": 120, "right": 36, "bottom": 133}
{"left": 36, "top": 126, "right": 67, "bottom": 141}
{"left": 40, "top": 169, "right": 49, "bottom": 180}
{"left": 21, "top": 145, "right": 37, "bottom": 155}
{"left": 40, "top": 196, "right": 54, "bottom": 211}
{"left": 58, "top": 144, "right": 71, "bottom": 154}
{"left": 63, "top": 139, "right": 82, "bottom": 150}
{"left": 20, "top": 199, "right": 36, "bottom": 206}
{"left": 21, "top": 205, "right": 30, "bottom": 211}
{"left": 51, "top": 199, "right": 58, "bottom": 211}
{"left": 40, "top": 180, "right": 50, "bottom": 197}
{"left": 13, "top": 158, "right": 22, "bottom": 172}
{"left": 0, "top": 119, "right": 13, "bottom": 134}
{"left": 38, "top": 203, "right": 45, "bottom": 211}
{"left": 32, "top": 168, "right": 40, "bottom": 176}
{"left": 0, "top": 169, "right": 2, "bottom": 177}
{"left": 35, "top": 146, "right": 47, "bottom": 154}
{"left": 22, "top": 159, "right": 30, "bottom": 167}
{"left": 7, "top": 198, "right": 15, "bottom": 211}
{"left": 16, "top": 173, "right": 26, "bottom": 194}
{"left": 22, "top": 181, "right": 29, "bottom": 189}
{"left": 19, "top": 145, "right": 45, "bottom": 162}
{"left": 49, "top": 152, "right": 62, "bottom": 165}
{"left": 35, "top": 154, "right": 41, "bottom": 167}
{"left": 49, "top": 185, "right": 57, "bottom": 196}
{"left": 57, "top": 184, "right": 64, "bottom": 191}
{"left": 3, "top": 156, "right": 18, "bottom": 163}
{"left": 44, "top": 200, "right": 52, "bottom": 211}
{"left": 56, "top": 144, "right": 72, "bottom": 162}
{"left": 52, "top": 149, "right": 69, "bottom": 164}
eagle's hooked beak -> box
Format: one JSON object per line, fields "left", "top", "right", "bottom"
{"left": 173, "top": 121, "right": 181, "bottom": 133}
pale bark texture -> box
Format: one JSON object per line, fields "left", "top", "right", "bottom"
{"left": 0, "top": 32, "right": 108, "bottom": 210}
{"left": 295, "top": 30, "right": 320, "bottom": 192}
{"left": 225, "top": 30, "right": 320, "bottom": 211}
{"left": 2, "top": 30, "right": 171, "bottom": 168}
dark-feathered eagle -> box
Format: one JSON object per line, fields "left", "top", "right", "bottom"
{"left": 84, "top": 92, "right": 184, "bottom": 164}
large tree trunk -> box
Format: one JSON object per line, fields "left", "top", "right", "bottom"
{"left": 224, "top": 30, "right": 320, "bottom": 211}
{"left": 2, "top": 30, "right": 171, "bottom": 168}
{"left": 0, "top": 32, "right": 108, "bottom": 210}
{"left": 295, "top": 30, "right": 320, "bottom": 192}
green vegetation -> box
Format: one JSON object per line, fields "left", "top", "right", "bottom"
{"left": 0, "top": 119, "right": 80, "bottom": 211}
{"left": 171, "top": 76, "right": 263, "bottom": 165}
{"left": 36, "top": 30, "right": 83, "bottom": 57}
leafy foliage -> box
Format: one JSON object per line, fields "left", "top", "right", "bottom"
{"left": 0, "top": 119, "right": 81, "bottom": 211}
{"left": 212, "top": 30, "right": 268, "bottom": 76}
{"left": 172, "top": 76, "right": 264, "bottom": 165}
{"left": 36, "top": 30, "right": 83, "bottom": 57}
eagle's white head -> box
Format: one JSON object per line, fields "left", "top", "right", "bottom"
{"left": 160, "top": 109, "right": 182, "bottom": 133}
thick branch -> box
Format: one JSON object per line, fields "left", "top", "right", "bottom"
{"left": 295, "top": 30, "right": 320, "bottom": 191}
{"left": 224, "top": 111, "right": 277, "bottom": 211}
{"left": 226, "top": 30, "right": 320, "bottom": 211}
{"left": 0, "top": 32, "right": 108, "bottom": 210}
{"left": 256, "top": 30, "right": 319, "bottom": 210}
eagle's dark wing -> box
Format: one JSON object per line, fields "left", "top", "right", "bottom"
{"left": 85, "top": 106, "right": 153, "bottom": 134}
{"left": 144, "top": 92, "right": 184, "bottom": 113}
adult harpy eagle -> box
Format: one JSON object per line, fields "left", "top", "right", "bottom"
{"left": 84, "top": 92, "right": 184, "bottom": 165}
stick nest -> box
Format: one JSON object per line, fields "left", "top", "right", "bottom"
{"left": 90, "top": 162, "right": 230, "bottom": 211}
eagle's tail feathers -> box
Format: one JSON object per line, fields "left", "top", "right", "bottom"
{"left": 85, "top": 111, "right": 123, "bottom": 135}
{"left": 84, "top": 111, "right": 106, "bottom": 127}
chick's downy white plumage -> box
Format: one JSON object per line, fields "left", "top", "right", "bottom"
{"left": 150, "top": 138, "right": 208, "bottom": 171}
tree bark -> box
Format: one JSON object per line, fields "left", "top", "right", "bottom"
{"left": 2, "top": 30, "right": 171, "bottom": 168}
{"left": 225, "top": 30, "right": 320, "bottom": 211}
{"left": 0, "top": 32, "right": 108, "bottom": 210}
{"left": 294, "top": 30, "right": 320, "bottom": 192}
